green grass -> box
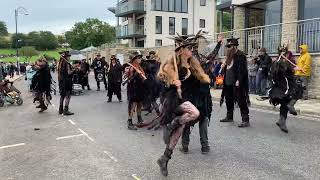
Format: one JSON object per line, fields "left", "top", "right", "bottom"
{"left": 0, "top": 48, "right": 65, "bottom": 63}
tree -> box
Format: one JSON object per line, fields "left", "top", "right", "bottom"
{"left": 57, "top": 35, "right": 67, "bottom": 45}
{"left": 37, "top": 31, "right": 58, "bottom": 50}
{"left": 0, "top": 37, "right": 10, "bottom": 48}
{"left": 65, "top": 18, "right": 116, "bottom": 50}
{"left": 25, "top": 31, "right": 40, "bottom": 47}
{"left": 0, "top": 21, "right": 8, "bottom": 36}
{"left": 11, "top": 33, "right": 28, "bottom": 48}
{"left": 19, "top": 46, "right": 39, "bottom": 61}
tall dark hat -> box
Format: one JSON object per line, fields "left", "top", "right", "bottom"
{"left": 171, "top": 32, "right": 197, "bottom": 52}
{"left": 225, "top": 37, "right": 239, "bottom": 48}
{"left": 129, "top": 51, "right": 142, "bottom": 63}
{"left": 59, "top": 51, "right": 71, "bottom": 58}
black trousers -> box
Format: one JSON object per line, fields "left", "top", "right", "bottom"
{"left": 181, "top": 117, "right": 209, "bottom": 148}
{"left": 224, "top": 85, "right": 249, "bottom": 122}
{"left": 279, "top": 99, "right": 290, "bottom": 119}
{"left": 95, "top": 74, "right": 107, "bottom": 89}
{"left": 108, "top": 82, "right": 121, "bottom": 100}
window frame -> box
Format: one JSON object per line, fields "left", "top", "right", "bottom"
{"left": 200, "top": 0, "right": 206, "bottom": 6}
{"left": 182, "top": 18, "right": 188, "bottom": 35}
{"left": 169, "top": 17, "right": 176, "bottom": 35}
{"left": 155, "top": 39, "right": 163, "bottom": 47}
{"left": 200, "top": 19, "right": 206, "bottom": 28}
{"left": 155, "top": 16, "right": 163, "bottom": 34}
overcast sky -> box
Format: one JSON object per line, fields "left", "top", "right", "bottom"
{"left": 1, "top": 0, "right": 118, "bottom": 34}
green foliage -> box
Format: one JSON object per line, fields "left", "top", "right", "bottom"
{"left": 217, "top": 10, "right": 232, "bottom": 32}
{"left": 11, "top": 33, "right": 28, "bottom": 48}
{"left": 0, "top": 21, "right": 8, "bottom": 36}
{"left": 65, "top": 18, "right": 116, "bottom": 50}
{"left": 37, "top": 31, "right": 59, "bottom": 50}
{"left": 57, "top": 35, "right": 67, "bottom": 45}
{"left": 19, "top": 46, "right": 39, "bottom": 61}
{"left": 0, "top": 37, "right": 10, "bottom": 48}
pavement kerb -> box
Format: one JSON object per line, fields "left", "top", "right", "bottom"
{"left": 211, "top": 97, "right": 320, "bottom": 118}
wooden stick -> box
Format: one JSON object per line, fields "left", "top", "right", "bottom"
{"left": 280, "top": 54, "right": 306, "bottom": 73}
{"left": 126, "top": 62, "right": 147, "bottom": 80}
{"left": 173, "top": 55, "right": 182, "bottom": 99}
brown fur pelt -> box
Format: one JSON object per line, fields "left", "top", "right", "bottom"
{"left": 158, "top": 55, "right": 210, "bottom": 87}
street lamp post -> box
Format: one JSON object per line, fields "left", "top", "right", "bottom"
{"left": 15, "top": 6, "right": 28, "bottom": 75}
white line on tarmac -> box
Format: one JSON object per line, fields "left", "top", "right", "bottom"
{"left": 78, "top": 128, "right": 95, "bottom": 142}
{"left": 52, "top": 104, "right": 55, "bottom": 107}
{"left": 0, "top": 143, "right": 26, "bottom": 150}
{"left": 103, "top": 151, "right": 118, "bottom": 162}
{"left": 56, "top": 134, "right": 84, "bottom": 140}
{"left": 68, "top": 119, "right": 76, "bottom": 125}
{"left": 132, "top": 174, "right": 141, "bottom": 180}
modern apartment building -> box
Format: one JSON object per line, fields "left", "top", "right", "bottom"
{"left": 216, "top": 0, "right": 320, "bottom": 54}
{"left": 109, "top": 0, "right": 216, "bottom": 48}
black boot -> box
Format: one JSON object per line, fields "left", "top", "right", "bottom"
{"left": 157, "top": 148, "right": 172, "bottom": 177}
{"left": 107, "top": 97, "right": 112, "bottom": 103}
{"left": 163, "top": 116, "right": 181, "bottom": 144}
{"left": 238, "top": 114, "right": 250, "bottom": 128}
{"left": 127, "top": 119, "right": 137, "bottom": 130}
{"left": 276, "top": 116, "right": 288, "bottom": 133}
{"left": 137, "top": 115, "right": 143, "bottom": 124}
{"left": 220, "top": 112, "right": 233, "bottom": 122}
{"left": 201, "top": 145, "right": 210, "bottom": 154}
{"left": 287, "top": 99, "right": 297, "bottom": 116}
{"left": 39, "top": 101, "right": 47, "bottom": 113}
{"left": 179, "top": 145, "right": 189, "bottom": 154}
{"left": 36, "top": 104, "right": 41, "bottom": 108}
{"left": 63, "top": 106, "right": 74, "bottom": 116}
{"left": 59, "top": 105, "right": 63, "bottom": 115}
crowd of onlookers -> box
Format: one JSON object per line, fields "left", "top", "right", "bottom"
{"left": 208, "top": 44, "right": 312, "bottom": 100}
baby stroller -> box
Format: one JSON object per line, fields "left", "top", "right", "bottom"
{"left": 0, "top": 80, "right": 23, "bottom": 107}
{"left": 72, "top": 69, "right": 83, "bottom": 96}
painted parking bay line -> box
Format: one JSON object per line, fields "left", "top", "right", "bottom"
{"left": 104, "top": 151, "right": 118, "bottom": 162}
{"left": 0, "top": 143, "right": 26, "bottom": 150}
{"left": 56, "top": 134, "right": 85, "bottom": 140}
{"left": 132, "top": 174, "right": 141, "bottom": 180}
{"left": 78, "top": 128, "right": 95, "bottom": 142}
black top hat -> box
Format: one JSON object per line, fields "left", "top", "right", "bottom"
{"left": 129, "top": 51, "right": 142, "bottom": 63}
{"left": 59, "top": 51, "right": 71, "bottom": 57}
{"left": 226, "top": 37, "right": 239, "bottom": 48}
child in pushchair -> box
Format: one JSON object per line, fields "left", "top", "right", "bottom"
{"left": 72, "top": 62, "right": 83, "bottom": 96}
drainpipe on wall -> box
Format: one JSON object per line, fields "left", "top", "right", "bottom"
{"left": 193, "top": 0, "right": 195, "bottom": 34}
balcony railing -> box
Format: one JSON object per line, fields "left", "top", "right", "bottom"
{"left": 206, "top": 18, "right": 320, "bottom": 57}
{"left": 116, "top": 24, "right": 145, "bottom": 39}
{"left": 115, "top": 0, "right": 145, "bottom": 17}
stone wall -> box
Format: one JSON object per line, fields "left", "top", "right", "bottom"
{"left": 309, "top": 55, "right": 320, "bottom": 98}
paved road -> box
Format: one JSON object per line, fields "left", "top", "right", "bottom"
{"left": 1, "top": 74, "right": 320, "bottom": 180}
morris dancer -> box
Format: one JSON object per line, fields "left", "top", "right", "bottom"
{"left": 156, "top": 34, "right": 210, "bottom": 176}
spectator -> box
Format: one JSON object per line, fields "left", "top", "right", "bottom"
{"left": 295, "top": 44, "right": 312, "bottom": 100}
{"left": 256, "top": 48, "right": 272, "bottom": 96}
{"left": 248, "top": 57, "right": 258, "bottom": 94}
{"left": 26, "top": 63, "right": 36, "bottom": 91}
{"left": 9, "top": 62, "right": 16, "bottom": 78}
{"left": 0, "top": 62, "right": 4, "bottom": 82}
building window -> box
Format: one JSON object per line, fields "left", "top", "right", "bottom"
{"left": 182, "top": 18, "right": 188, "bottom": 35}
{"left": 200, "top": 19, "right": 205, "bottom": 28}
{"left": 162, "top": 0, "right": 169, "bottom": 11}
{"left": 155, "top": 16, "right": 162, "bottom": 34}
{"left": 181, "top": 0, "right": 188, "bottom": 13}
{"left": 169, "top": 17, "right": 175, "bottom": 35}
{"left": 155, "top": 39, "right": 162, "bottom": 47}
{"left": 299, "top": 0, "right": 320, "bottom": 20}
{"left": 200, "top": 0, "right": 206, "bottom": 6}
{"left": 175, "top": 0, "right": 182, "bottom": 12}
{"left": 152, "top": 0, "right": 162, "bottom": 11}
{"left": 169, "top": 0, "right": 174, "bottom": 12}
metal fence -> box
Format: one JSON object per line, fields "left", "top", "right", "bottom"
{"left": 208, "top": 17, "right": 320, "bottom": 57}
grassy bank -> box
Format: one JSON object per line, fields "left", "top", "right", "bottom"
{"left": 0, "top": 48, "right": 63, "bottom": 63}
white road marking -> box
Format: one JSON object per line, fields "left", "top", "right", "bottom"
{"left": 68, "top": 119, "right": 76, "bottom": 125}
{"left": 56, "top": 134, "right": 84, "bottom": 140}
{"left": 78, "top": 128, "right": 95, "bottom": 142}
{"left": 104, "top": 151, "right": 118, "bottom": 162}
{"left": 132, "top": 174, "right": 141, "bottom": 180}
{"left": 52, "top": 104, "right": 55, "bottom": 107}
{"left": 0, "top": 143, "right": 26, "bottom": 150}
{"left": 213, "top": 101, "right": 320, "bottom": 122}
